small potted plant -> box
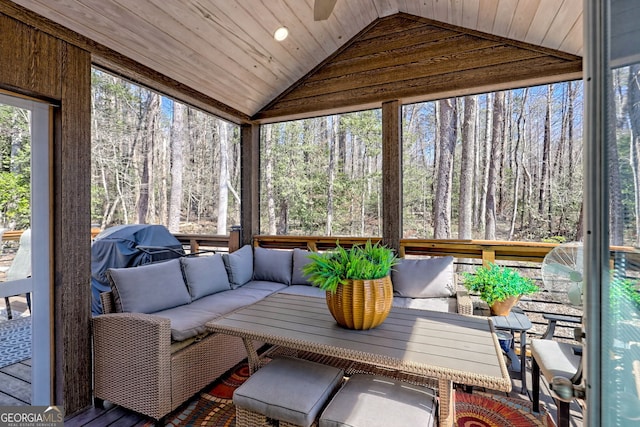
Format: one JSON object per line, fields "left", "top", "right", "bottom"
{"left": 303, "top": 240, "right": 398, "bottom": 329}
{"left": 462, "top": 263, "right": 539, "bottom": 316}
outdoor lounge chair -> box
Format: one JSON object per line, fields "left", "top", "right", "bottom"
{"left": 2, "top": 229, "right": 32, "bottom": 319}
{"left": 531, "top": 313, "right": 583, "bottom": 427}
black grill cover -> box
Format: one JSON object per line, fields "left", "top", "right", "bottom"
{"left": 91, "top": 224, "right": 184, "bottom": 315}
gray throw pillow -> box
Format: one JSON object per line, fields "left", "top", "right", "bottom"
{"left": 222, "top": 245, "right": 253, "bottom": 289}
{"left": 253, "top": 247, "right": 293, "bottom": 285}
{"left": 181, "top": 254, "right": 231, "bottom": 300}
{"left": 291, "top": 248, "right": 314, "bottom": 286}
{"left": 108, "top": 258, "right": 191, "bottom": 313}
{"left": 392, "top": 256, "right": 455, "bottom": 298}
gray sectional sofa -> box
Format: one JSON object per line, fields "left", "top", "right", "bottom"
{"left": 92, "top": 244, "right": 470, "bottom": 421}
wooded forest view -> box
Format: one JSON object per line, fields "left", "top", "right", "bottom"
{"left": 261, "top": 82, "right": 587, "bottom": 242}
{"left": 90, "top": 69, "right": 241, "bottom": 234}
{"left": 2, "top": 67, "right": 640, "bottom": 247}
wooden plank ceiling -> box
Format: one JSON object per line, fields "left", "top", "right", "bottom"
{"left": 9, "top": 0, "right": 583, "bottom": 123}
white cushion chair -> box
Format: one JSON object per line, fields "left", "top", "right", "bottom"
{"left": 530, "top": 314, "right": 583, "bottom": 427}
{"left": 2, "top": 229, "right": 32, "bottom": 319}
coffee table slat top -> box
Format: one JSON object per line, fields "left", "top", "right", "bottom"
{"left": 206, "top": 293, "right": 511, "bottom": 391}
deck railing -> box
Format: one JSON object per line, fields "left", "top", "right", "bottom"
{"left": 9, "top": 228, "right": 631, "bottom": 342}
{"left": 252, "top": 234, "right": 585, "bottom": 341}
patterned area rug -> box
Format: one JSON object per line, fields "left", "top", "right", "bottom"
{"left": 456, "top": 391, "right": 554, "bottom": 427}
{"left": 155, "top": 362, "right": 554, "bottom": 427}
{"left": 0, "top": 316, "right": 31, "bottom": 369}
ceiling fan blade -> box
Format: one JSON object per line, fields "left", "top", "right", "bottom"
{"left": 314, "top": 0, "right": 337, "bottom": 21}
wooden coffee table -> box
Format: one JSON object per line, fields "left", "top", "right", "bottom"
{"left": 206, "top": 293, "right": 511, "bottom": 427}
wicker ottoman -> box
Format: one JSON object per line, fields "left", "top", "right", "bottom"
{"left": 233, "top": 357, "right": 344, "bottom": 427}
{"left": 319, "top": 374, "right": 438, "bottom": 427}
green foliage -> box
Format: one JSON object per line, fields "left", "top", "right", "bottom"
{"left": 462, "top": 263, "right": 539, "bottom": 306}
{"left": 610, "top": 277, "right": 640, "bottom": 315}
{"left": 260, "top": 111, "right": 383, "bottom": 236}
{"left": 302, "top": 240, "right": 397, "bottom": 293}
{"left": 0, "top": 171, "right": 30, "bottom": 228}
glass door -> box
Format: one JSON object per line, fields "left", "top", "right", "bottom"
{"left": 585, "top": 1, "right": 640, "bottom": 425}
{"left": 0, "top": 92, "right": 52, "bottom": 405}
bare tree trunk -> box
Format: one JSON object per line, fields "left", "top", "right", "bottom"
{"left": 168, "top": 102, "right": 185, "bottom": 232}
{"left": 575, "top": 201, "right": 584, "bottom": 241}
{"left": 459, "top": 95, "right": 476, "bottom": 239}
{"left": 509, "top": 88, "right": 528, "bottom": 239}
{"left": 473, "top": 98, "right": 481, "bottom": 229}
{"left": 609, "top": 82, "right": 624, "bottom": 245}
{"left": 479, "top": 94, "right": 493, "bottom": 233}
{"left": 434, "top": 98, "right": 456, "bottom": 239}
{"left": 485, "top": 91, "right": 504, "bottom": 239}
{"left": 538, "top": 85, "right": 552, "bottom": 234}
{"left": 136, "top": 93, "right": 160, "bottom": 224}
{"left": 326, "top": 116, "right": 335, "bottom": 235}
{"left": 217, "top": 122, "right": 230, "bottom": 234}
{"left": 628, "top": 65, "right": 640, "bottom": 246}
{"left": 567, "top": 81, "right": 575, "bottom": 189}
{"left": 9, "top": 109, "right": 27, "bottom": 173}
{"left": 338, "top": 116, "right": 346, "bottom": 173}
{"left": 264, "top": 125, "right": 277, "bottom": 234}
{"left": 497, "top": 93, "right": 509, "bottom": 215}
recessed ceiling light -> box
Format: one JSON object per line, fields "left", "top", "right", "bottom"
{"left": 274, "top": 26, "right": 289, "bottom": 41}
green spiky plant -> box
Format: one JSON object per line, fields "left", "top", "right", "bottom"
{"left": 302, "top": 240, "right": 398, "bottom": 293}
{"left": 462, "top": 263, "right": 539, "bottom": 306}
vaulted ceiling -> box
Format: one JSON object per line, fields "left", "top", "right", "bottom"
{"left": 9, "top": 0, "right": 583, "bottom": 123}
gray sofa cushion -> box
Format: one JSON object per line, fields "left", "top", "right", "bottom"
{"left": 157, "top": 290, "right": 261, "bottom": 341}
{"left": 392, "top": 256, "right": 455, "bottom": 298}
{"left": 319, "top": 374, "right": 437, "bottom": 427}
{"left": 253, "top": 247, "right": 293, "bottom": 285}
{"left": 222, "top": 245, "right": 253, "bottom": 289}
{"left": 292, "top": 248, "right": 314, "bottom": 285}
{"left": 108, "top": 258, "right": 191, "bottom": 314}
{"left": 181, "top": 254, "right": 231, "bottom": 300}
{"left": 392, "top": 296, "right": 456, "bottom": 312}
{"left": 159, "top": 281, "right": 288, "bottom": 342}
{"left": 241, "top": 280, "right": 288, "bottom": 294}
{"left": 234, "top": 357, "right": 344, "bottom": 427}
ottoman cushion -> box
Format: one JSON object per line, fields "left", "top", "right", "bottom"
{"left": 319, "top": 374, "right": 437, "bottom": 427}
{"left": 233, "top": 357, "right": 344, "bottom": 427}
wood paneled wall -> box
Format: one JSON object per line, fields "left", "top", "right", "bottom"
{"left": 0, "top": 9, "right": 92, "bottom": 416}
{"left": 255, "top": 13, "right": 582, "bottom": 122}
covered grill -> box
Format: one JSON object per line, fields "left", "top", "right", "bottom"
{"left": 91, "top": 224, "right": 184, "bottom": 315}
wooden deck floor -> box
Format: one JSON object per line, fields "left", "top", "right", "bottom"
{"left": 0, "top": 296, "right": 583, "bottom": 426}
{"left": 1, "top": 356, "right": 584, "bottom": 426}
{"left": 0, "top": 356, "right": 584, "bottom": 426}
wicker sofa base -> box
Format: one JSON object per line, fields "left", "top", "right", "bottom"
{"left": 93, "top": 317, "right": 253, "bottom": 421}
{"left": 236, "top": 407, "right": 319, "bottom": 427}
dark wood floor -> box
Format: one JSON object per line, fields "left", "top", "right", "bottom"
{"left": 0, "top": 354, "right": 584, "bottom": 427}
{"left": 0, "top": 296, "right": 583, "bottom": 426}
